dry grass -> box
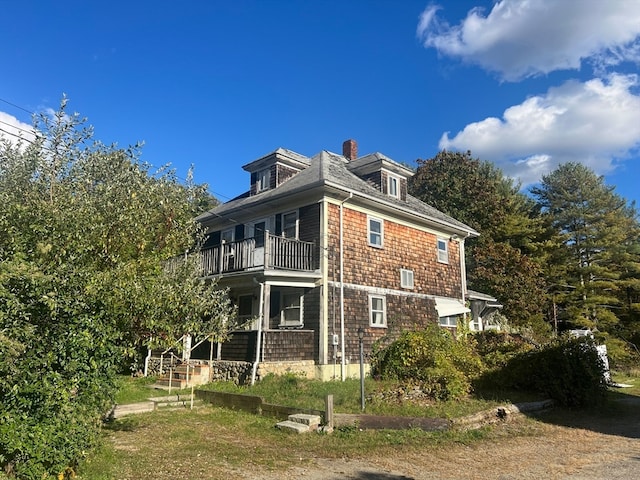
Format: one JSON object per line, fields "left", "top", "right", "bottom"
{"left": 80, "top": 377, "right": 640, "bottom": 479}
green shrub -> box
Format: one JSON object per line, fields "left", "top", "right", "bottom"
{"left": 371, "top": 324, "right": 483, "bottom": 401}
{"left": 475, "top": 336, "right": 607, "bottom": 407}
{"left": 473, "top": 331, "right": 536, "bottom": 370}
{"left": 0, "top": 263, "right": 120, "bottom": 479}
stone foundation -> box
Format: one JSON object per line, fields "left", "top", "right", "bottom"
{"left": 257, "top": 360, "right": 317, "bottom": 378}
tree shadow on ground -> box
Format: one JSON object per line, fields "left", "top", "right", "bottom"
{"left": 337, "top": 473, "right": 414, "bottom": 480}
{"left": 103, "top": 416, "right": 141, "bottom": 432}
{"left": 526, "top": 390, "right": 640, "bottom": 439}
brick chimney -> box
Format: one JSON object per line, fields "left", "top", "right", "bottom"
{"left": 342, "top": 139, "right": 358, "bottom": 161}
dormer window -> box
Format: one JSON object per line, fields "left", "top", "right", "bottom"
{"left": 388, "top": 175, "right": 400, "bottom": 199}
{"left": 257, "top": 168, "right": 271, "bottom": 192}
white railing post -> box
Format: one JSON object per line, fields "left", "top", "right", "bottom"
{"left": 265, "top": 230, "right": 271, "bottom": 268}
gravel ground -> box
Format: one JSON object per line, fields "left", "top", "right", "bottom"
{"left": 243, "top": 396, "right": 640, "bottom": 480}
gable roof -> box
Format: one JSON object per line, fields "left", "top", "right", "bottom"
{"left": 197, "top": 149, "right": 479, "bottom": 237}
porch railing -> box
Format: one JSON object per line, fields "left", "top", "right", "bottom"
{"left": 199, "top": 231, "right": 316, "bottom": 276}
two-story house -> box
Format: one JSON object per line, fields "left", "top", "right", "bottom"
{"left": 194, "top": 140, "right": 479, "bottom": 380}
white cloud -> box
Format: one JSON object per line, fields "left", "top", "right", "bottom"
{"left": 417, "top": 0, "right": 640, "bottom": 81}
{"left": 439, "top": 74, "right": 640, "bottom": 185}
{"left": 0, "top": 111, "right": 35, "bottom": 147}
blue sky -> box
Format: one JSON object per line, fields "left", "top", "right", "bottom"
{"left": 2, "top": 0, "right": 640, "bottom": 208}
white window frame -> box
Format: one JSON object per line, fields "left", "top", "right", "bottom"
{"left": 280, "top": 290, "right": 303, "bottom": 328}
{"left": 256, "top": 168, "right": 270, "bottom": 192}
{"left": 387, "top": 174, "right": 400, "bottom": 199}
{"left": 439, "top": 315, "right": 458, "bottom": 328}
{"left": 369, "top": 294, "right": 387, "bottom": 328}
{"left": 400, "top": 269, "right": 414, "bottom": 289}
{"left": 368, "top": 216, "right": 384, "bottom": 248}
{"left": 437, "top": 238, "right": 449, "bottom": 264}
{"left": 282, "top": 210, "right": 298, "bottom": 239}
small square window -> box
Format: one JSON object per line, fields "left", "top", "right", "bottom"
{"left": 368, "top": 216, "right": 383, "bottom": 248}
{"left": 437, "top": 238, "right": 449, "bottom": 264}
{"left": 400, "top": 269, "right": 414, "bottom": 289}
{"left": 369, "top": 295, "right": 386, "bottom": 327}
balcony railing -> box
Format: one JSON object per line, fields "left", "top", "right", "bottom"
{"left": 199, "top": 231, "right": 316, "bottom": 276}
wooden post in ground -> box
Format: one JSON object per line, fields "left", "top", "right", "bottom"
{"left": 325, "top": 394, "right": 334, "bottom": 431}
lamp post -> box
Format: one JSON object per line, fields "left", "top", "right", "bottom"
{"left": 358, "top": 327, "right": 365, "bottom": 411}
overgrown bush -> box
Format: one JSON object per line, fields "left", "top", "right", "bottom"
{"left": 473, "top": 331, "right": 536, "bottom": 370}
{"left": 0, "top": 262, "right": 120, "bottom": 479}
{"left": 475, "top": 336, "right": 607, "bottom": 407}
{"left": 371, "top": 324, "right": 483, "bottom": 401}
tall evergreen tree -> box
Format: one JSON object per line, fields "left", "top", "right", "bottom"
{"left": 531, "top": 162, "right": 640, "bottom": 334}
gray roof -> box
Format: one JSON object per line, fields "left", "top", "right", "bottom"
{"left": 197, "top": 149, "right": 478, "bottom": 236}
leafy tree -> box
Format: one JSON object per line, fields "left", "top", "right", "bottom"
{"left": 531, "top": 162, "right": 640, "bottom": 334}
{"left": 409, "top": 150, "right": 549, "bottom": 334}
{"left": 0, "top": 98, "right": 234, "bottom": 478}
{"left": 472, "top": 241, "right": 547, "bottom": 334}
{"left": 410, "top": 150, "right": 543, "bottom": 253}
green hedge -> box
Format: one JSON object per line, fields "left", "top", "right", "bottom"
{"left": 475, "top": 336, "right": 608, "bottom": 407}
{"left": 370, "top": 324, "right": 483, "bottom": 401}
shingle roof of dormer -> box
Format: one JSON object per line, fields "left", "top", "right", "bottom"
{"left": 197, "top": 149, "right": 478, "bottom": 237}
{"left": 241, "top": 147, "right": 310, "bottom": 172}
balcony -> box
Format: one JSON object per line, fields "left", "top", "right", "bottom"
{"left": 199, "top": 231, "right": 317, "bottom": 276}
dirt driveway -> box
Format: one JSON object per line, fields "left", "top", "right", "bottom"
{"left": 245, "top": 395, "right": 640, "bottom": 480}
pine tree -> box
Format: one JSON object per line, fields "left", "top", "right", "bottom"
{"left": 531, "top": 162, "right": 640, "bottom": 334}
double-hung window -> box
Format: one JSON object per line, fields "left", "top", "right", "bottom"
{"left": 369, "top": 295, "right": 386, "bottom": 327}
{"left": 237, "top": 294, "right": 255, "bottom": 329}
{"left": 387, "top": 175, "right": 400, "bottom": 199}
{"left": 437, "top": 238, "right": 449, "bottom": 264}
{"left": 282, "top": 211, "right": 298, "bottom": 239}
{"left": 280, "top": 290, "right": 303, "bottom": 328}
{"left": 256, "top": 168, "right": 270, "bottom": 192}
{"left": 368, "top": 216, "right": 383, "bottom": 248}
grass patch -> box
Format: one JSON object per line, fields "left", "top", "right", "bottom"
{"left": 198, "top": 373, "right": 538, "bottom": 419}
{"left": 79, "top": 372, "right": 640, "bottom": 479}
{"left": 79, "top": 405, "right": 511, "bottom": 480}
{"left": 114, "top": 375, "right": 193, "bottom": 404}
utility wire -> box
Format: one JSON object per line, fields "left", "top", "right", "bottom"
{"left": 0, "top": 97, "right": 34, "bottom": 115}
{"left": 0, "top": 96, "right": 237, "bottom": 204}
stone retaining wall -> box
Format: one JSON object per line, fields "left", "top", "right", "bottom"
{"left": 209, "top": 360, "right": 253, "bottom": 384}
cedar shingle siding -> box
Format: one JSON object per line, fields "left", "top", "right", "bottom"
{"left": 195, "top": 143, "right": 478, "bottom": 375}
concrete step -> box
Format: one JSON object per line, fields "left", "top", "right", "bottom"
{"left": 275, "top": 420, "right": 311, "bottom": 433}
{"left": 110, "top": 401, "right": 155, "bottom": 419}
{"left": 149, "top": 394, "right": 203, "bottom": 407}
{"left": 288, "top": 413, "right": 321, "bottom": 431}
